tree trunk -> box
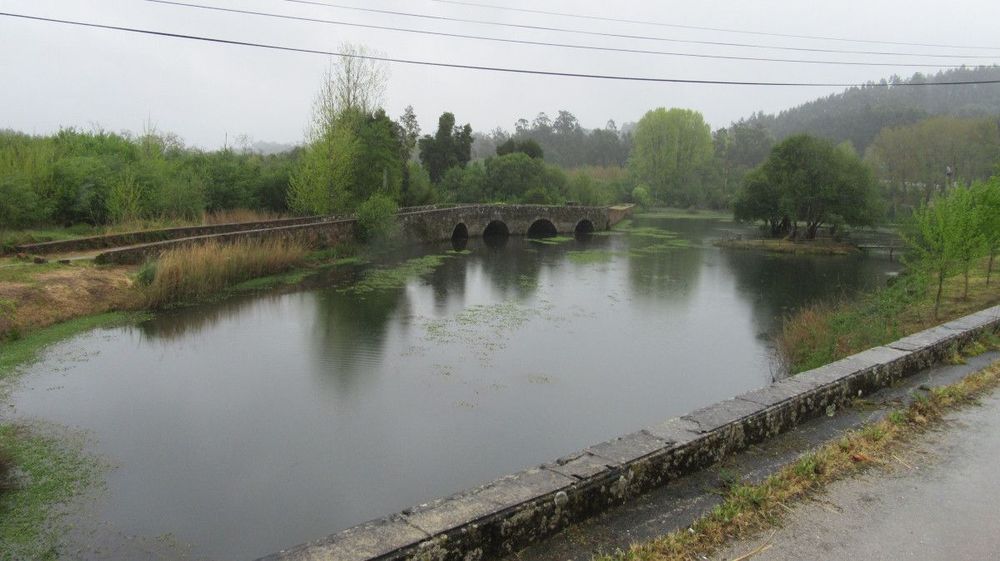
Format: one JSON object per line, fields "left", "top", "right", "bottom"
{"left": 935, "top": 272, "right": 945, "bottom": 319}
{"left": 963, "top": 267, "right": 970, "bottom": 299}
{"left": 988, "top": 250, "right": 995, "bottom": 286}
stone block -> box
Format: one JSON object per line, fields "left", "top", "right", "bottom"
{"left": 888, "top": 325, "right": 963, "bottom": 352}
{"left": 738, "top": 376, "right": 822, "bottom": 408}
{"left": 586, "top": 431, "right": 669, "bottom": 464}
{"left": 546, "top": 452, "right": 617, "bottom": 480}
{"left": 644, "top": 417, "right": 702, "bottom": 444}
{"left": 404, "top": 468, "right": 573, "bottom": 536}
{"left": 682, "top": 398, "right": 765, "bottom": 434}
{"left": 257, "top": 515, "right": 427, "bottom": 561}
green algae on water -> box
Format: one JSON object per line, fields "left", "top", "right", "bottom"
{"left": 341, "top": 254, "right": 452, "bottom": 295}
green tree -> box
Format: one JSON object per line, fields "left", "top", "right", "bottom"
{"left": 733, "top": 135, "right": 882, "bottom": 239}
{"left": 973, "top": 178, "right": 1000, "bottom": 284}
{"left": 628, "top": 108, "right": 714, "bottom": 206}
{"left": 418, "top": 112, "right": 473, "bottom": 183}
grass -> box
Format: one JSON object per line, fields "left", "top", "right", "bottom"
{"left": 0, "top": 312, "right": 140, "bottom": 384}
{"left": 0, "top": 424, "right": 104, "bottom": 561}
{"left": 780, "top": 262, "right": 1000, "bottom": 373}
{"left": 137, "top": 238, "right": 309, "bottom": 309}
{"left": 567, "top": 249, "right": 619, "bottom": 264}
{"left": 715, "top": 238, "right": 858, "bottom": 255}
{"left": 596, "top": 354, "right": 1000, "bottom": 561}
{"left": 635, "top": 207, "right": 733, "bottom": 221}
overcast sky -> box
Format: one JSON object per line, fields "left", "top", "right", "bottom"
{"left": 2, "top": 0, "right": 999, "bottom": 149}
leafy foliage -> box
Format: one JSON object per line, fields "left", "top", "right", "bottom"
{"left": 418, "top": 112, "right": 474, "bottom": 183}
{"left": 734, "top": 135, "right": 882, "bottom": 238}
{"left": 629, "top": 108, "right": 714, "bottom": 207}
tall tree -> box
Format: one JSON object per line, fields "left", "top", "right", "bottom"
{"left": 418, "top": 112, "right": 473, "bottom": 183}
{"left": 628, "top": 108, "right": 714, "bottom": 206}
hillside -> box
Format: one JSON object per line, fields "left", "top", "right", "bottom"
{"left": 747, "top": 66, "right": 1000, "bottom": 152}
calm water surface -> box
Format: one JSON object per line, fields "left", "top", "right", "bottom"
{"left": 8, "top": 216, "right": 899, "bottom": 559}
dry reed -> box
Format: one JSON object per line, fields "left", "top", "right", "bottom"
{"left": 139, "top": 237, "right": 307, "bottom": 308}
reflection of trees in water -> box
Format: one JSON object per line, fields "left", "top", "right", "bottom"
{"left": 721, "top": 250, "right": 894, "bottom": 334}
{"left": 310, "top": 285, "right": 409, "bottom": 393}
{"left": 626, "top": 243, "right": 703, "bottom": 303}
{"left": 138, "top": 292, "right": 291, "bottom": 342}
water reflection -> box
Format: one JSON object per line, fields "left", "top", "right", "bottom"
{"left": 9, "top": 215, "right": 901, "bottom": 561}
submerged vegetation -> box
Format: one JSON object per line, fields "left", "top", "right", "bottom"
{"left": 0, "top": 424, "right": 104, "bottom": 561}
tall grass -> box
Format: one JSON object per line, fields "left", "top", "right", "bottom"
{"left": 138, "top": 238, "right": 308, "bottom": 308}
{"left": 202, "top": 208, "right": 287, "bottom": 225}
{"left": 779, "top": 260, "right": 1000, "bottom": 373}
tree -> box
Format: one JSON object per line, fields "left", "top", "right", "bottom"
{"left": 973, "top": 178, "right": 1000, "bottom": 284}
{"left": 289, "top": 47, "right": 403, "bottom": 214}
{"left": 311, "top": 44, "right": 388, "bottom": 137}
{"left": 418, "top": 112, "right": 474, "bottom": 183}
{"left": 495, "top": 138, "right": 543, "bottom": 159}
{"left": 733, "top": 135, "right": 882, "bottom": 239}
{"left": 398, "top": 105, "right": 420, "bottom": 159}
{"left": 628, "top": 108, "right": 714, "bottom": 206}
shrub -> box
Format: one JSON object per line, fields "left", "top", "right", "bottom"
{"left": 356, "top": 193, "right": 398, "bottom": 242}
{"left": 631, "top": 184, "right": 652, "bottom": 208}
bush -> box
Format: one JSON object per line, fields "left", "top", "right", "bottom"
{"left": 631, "top": 184, "right": 652, "bottom": 208}
{"left": 0, "top": 177, "right": 46, "bottom": 231}
{"left": 356, "top": 193, "right": 398, "bottom": 242}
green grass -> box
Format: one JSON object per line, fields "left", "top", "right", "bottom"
{"left": 635, "top": 207, "right": 732, "bottom": 221}
{"left": 0, "top": 312, "right": 140, "bottom": 383}
{"left": 528, "top": 236, "right": 574, "bottom": 246}
{"left": 0, "top": 424, "right": 104, "bottom": 561}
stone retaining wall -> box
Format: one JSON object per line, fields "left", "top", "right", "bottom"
{"left": 258, "top": 305, "right": 1000, "bottom": 561}
{"left": 15, "top": 216, "right": 329, "bottom": 255}
{"left": 94, "top": 220, "right": 357, "bottom": 265}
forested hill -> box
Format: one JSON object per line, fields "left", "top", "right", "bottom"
{"left": 747, "top": 66, "right": 1000, "bottom": 153}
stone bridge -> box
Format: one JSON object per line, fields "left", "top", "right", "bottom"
{"left": 91, "top": 204, "right": 633, "bottom": 264}
{"left": 398, "top": 204, "right": 620, "bottom": 242}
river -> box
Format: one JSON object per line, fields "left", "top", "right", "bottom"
{"left": 7, "top": 214, "right": 899, "bottom": 560}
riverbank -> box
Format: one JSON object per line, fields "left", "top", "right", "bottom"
{"left": 780, "top": 262, "right": 1000, "bottom": 373}
{"left": 714, "top": 238, "right": 859, "bottom": 255}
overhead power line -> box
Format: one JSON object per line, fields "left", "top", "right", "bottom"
{"left": 4, "top": 11, "right": 1000, "bottom": 88}
{"left": 274, "top": 0, "right": 1000, "bottom": 60}
{"left": 429, "top": 0, "right": 1000, "bottom": 52}
{"left": 145, "top": 0, "right": 991, "bottom": 69}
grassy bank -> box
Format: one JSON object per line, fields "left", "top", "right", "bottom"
{"left": 780, "top": 262, "right": 1000, "bottom": 373}
{"left": 597, "top": 342, "right": 1000, "bottom": 561}
{"left": 714, "top": 238, "right": 858, "bottom": 255}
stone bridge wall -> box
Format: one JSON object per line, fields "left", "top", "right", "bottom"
{"left": 398, "top": 204, "right": 612, "bottom": 241}
{"left": 14, "top": 216, "right": 329, "bottom": 256}
{"left": 94, "top": 205, "right": 618, "bottom": 264}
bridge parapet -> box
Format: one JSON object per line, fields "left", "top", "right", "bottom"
{"left": 397, "top": 204, "right": 613, "bottom": 242}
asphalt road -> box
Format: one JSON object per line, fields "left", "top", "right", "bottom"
{"left": 714, "top": 387, "right": 1000, "bottom": 561}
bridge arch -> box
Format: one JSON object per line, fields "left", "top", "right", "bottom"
{"left": 451, "top": 222, "right": 469, "bottom": 240}
{"left": 574, "top": 219, "right": 595, "bottom": 235}
{"left": 527, "top": 218, "right": 558, "bottom": 238}
{"left": 483, "top": 220, "right": 510, "bottom": 238}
